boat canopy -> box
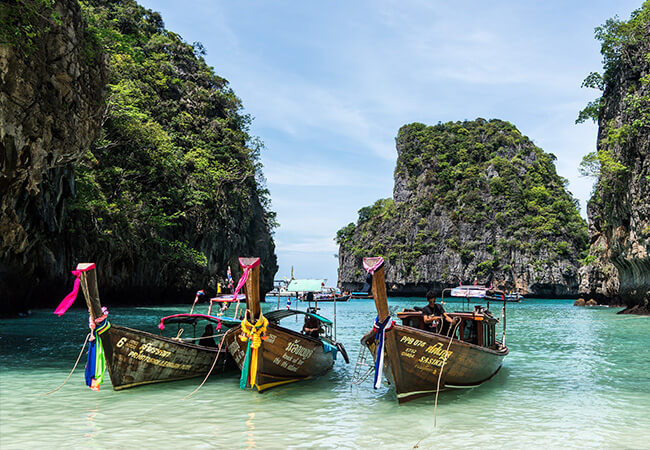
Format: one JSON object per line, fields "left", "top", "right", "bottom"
{"left": 450, "top": 286, "right": 488, "bottom": 298}
{"left": 286, "top": 279, "right": 325, "bottom": 292}
{"left": 158, "top": 313, "right": 240, "bottom": 330}
{"left": 265, "top": 309, "right": 333, "bottom": 325}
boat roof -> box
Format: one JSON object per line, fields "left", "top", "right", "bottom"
{"left": 159, "top": 313, "right": 240, "bottom": 327}
{"left": 265, "top": 309, "right": 333, "bottom": 325}
{"left": 286, "top": 279, "right": 325, "bottom": 292}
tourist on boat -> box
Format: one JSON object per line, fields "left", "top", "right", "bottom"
{"left": 422, "top": 290, "right": 453, "bottom": 334}
{"left": 302, "top": 315, "right": 321, "bottom": 338}
{"left": 198, "top": 324, "right": 218, "bottom": 347}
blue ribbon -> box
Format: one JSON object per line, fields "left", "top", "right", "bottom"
{"left": 321, "top": 340, "right": 338, "bottom": 360}
{"left": 372, "top": 315, "right": 393, "bottom": 389}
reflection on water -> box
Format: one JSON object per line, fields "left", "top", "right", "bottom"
{"left": 1, "top": 299, "right": 649, "bottom": 449}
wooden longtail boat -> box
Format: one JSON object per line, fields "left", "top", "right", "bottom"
{"left": 449, "top": 285, "right": 522, "bottom": 303}
{"left": 360, "top": 257, "right": 509, "bottom": 404}
{"left": 77, "top": 263, "right": 238, "bottom": 390}
{"left": 224, "top": 257, "right": 348, "bottom": 392}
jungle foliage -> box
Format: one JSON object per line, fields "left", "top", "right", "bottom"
{"left": 70, "top": 0, "right": 276, "bottom": 275}
{"left": 337, "top": 119, "right": 588, "bottom": 280}
{"left": 577, "top": 2, "right": 650, "bottom": 196}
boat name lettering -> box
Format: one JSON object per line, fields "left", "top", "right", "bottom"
{"left": 117, "top": 337, "right": 127, "bottom": 348}
{"left": 417, "top": 355, "right": 449, "bottom": 367}
{"left": 127, "top": 350, "right": 192, "bottom": 370}
{"left": 138, "top": 343, "right": 172, "bottom": 358}
{"left": 266, "top": 334, "right": 277, "bottom": 344}
{"left": 285, "top": 340, "right": 314, "bottom": 359}
{"left": 400, "top": 350, "right": 416, "bottom": 359}
{"left": 424, "top": 343, "right": 453, "bottom": 360}
{"left": 400, "top": 336, "right": 427, "bottom": 347}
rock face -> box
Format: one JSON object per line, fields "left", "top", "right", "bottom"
{"left": 578, "top": 5, "right": 650, "bottom": 314}
{"left": 0, "top": 0, "right": 277, "bottom": 314}
{"left": 337, "top": 119, "right": 588, "bottom": 297}
{"left": 0, "top": 0, "right": 107, "bottom": 313}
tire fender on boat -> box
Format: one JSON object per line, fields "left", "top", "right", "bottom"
{"left": 336, "top": 342, "right": 350, "bottom": 364}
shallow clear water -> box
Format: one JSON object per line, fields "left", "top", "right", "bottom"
{"left": 1, "top": 298, "right": 649, "bottom": 449}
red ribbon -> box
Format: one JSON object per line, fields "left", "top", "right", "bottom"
{"left": 54, "top": 263, "right": 96, "bottom": 316}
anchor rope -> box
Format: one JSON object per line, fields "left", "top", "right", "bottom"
{"left": 413, "top": 319, "right": 462, "bottom": 449}
{"left": 183, "top": 337, "right": 226, "bottom": 400}
{"left": 43, "top": 332, "right": 91, "bottom": 396}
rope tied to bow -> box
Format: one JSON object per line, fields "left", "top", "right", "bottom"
{"left": 238, "top": 313, "right": 269, "bottom": 389}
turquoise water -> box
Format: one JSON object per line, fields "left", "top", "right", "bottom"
{"left": 1, "top": 298, "right": 649, "bottom": 449}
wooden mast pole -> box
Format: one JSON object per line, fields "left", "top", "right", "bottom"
{"left": 77, "top": 263, "right": 102, "bottom": 321}
{"left": 76, "top": 262, "right": 115, "bottom": 379}
{"left": 364, "top": 257, "right": 389, "bottom": 321}
{"left": 240, "top": 257, "right": 261, "bottom": 320}
{"left": 363, "top": 256, "right": 403, "bottom": 392}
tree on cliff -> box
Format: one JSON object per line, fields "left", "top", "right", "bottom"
{"left": 69, "top": 0, "right": 278, "bottom": 292}
{"left": 577, "top": 1, "right": 650, "bottom": 311}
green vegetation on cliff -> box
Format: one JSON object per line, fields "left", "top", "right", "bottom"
{"left": 71, "top": 0, "right": 276, "bottom": 282}
{"left": 577, "top": 2, "right": 650, "bottom": 308}
{"left": 337, "top": 119, "right": 588, "bottom": 291}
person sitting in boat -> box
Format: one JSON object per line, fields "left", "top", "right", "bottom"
{"left": 422, "top": 290, "right": 453, "bottom": 334}
{"left": 302, "top": 315, "right": 321, "bottom": 338}
{"left": 198, "top": 324, "right": 218, "bottom": 347}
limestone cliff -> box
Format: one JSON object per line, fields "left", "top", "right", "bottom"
{"left": 0, "top": 0, "right": 107, "bottom": 313}
{"left": 0, "top": 0, "right": 277, "bottom": 314}
{"left": 337, "top": 119, "right": 588, "bottom": 297}
{"left": 578, "top": 4, "right": 650, "bottom": 313}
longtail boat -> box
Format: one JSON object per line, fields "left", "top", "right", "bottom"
{"left": 449, "top": 285, "right": 522, "bottom": 303}
{"left": 224, "top": 257, "right": 349, "bottom": 392}
{"left": 360, "top": 257, "right": 509, "bottom": 404}
{"left": 60, "top": 263, "right": 239, "bottom": 390}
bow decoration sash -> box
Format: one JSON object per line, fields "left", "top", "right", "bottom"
{"left": 238, "top": 313, "right": 269, "bottom": 389}
{"left": 372, "top": 315, "right": 395, "bottom": 389}
{"left": 54, "top": 263, "right": 96, "bottom": 316}
{"left": 232, "top": 258, "right": 261, "bottom": 302}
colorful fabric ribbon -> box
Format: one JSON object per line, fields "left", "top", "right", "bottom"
{"left": 232, "top": 258, "right": 261, "bottom": 302}
{"left": 54, "top": 263, "right": 96, "bottom": 316}
{"left": 372, "top": 315, "right": 394, "bottom": 389}
{"left": 85, "top": 317, "right": 110, "bottom": 391}
{"left": 363, "top": 257, "right": 384, "bottom": 275}
{"left": 238, "top": 314, "right": 269, "bottom": 389}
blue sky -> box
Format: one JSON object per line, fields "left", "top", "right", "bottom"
{"left": 139, "top": 0, "right": 641, "bottom": 285}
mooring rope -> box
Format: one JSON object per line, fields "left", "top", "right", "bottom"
{"left": 43, "top": 332, "right": 91, "bottom": 396}
{"left": 183, "top": 337, "right": 226, "bottom": 400}
{"left": 413, "top": 319, "right": 462, "bottom": 449}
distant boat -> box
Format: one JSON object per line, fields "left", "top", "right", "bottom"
{"left": 224, "top": 258, "right": 349, "bottom": 392}
{"left": 350, "top": 291, "right": 373, "bottom": 299}
{"left": 359, "top": 257, "right": 509, "bottom": 404}
{"left": 314, "top": 287, "right": 351, "bottom": 302}
{"left": 449, "top": 285, "right": 522, "bottom": 303}
{"left": 72, "top": 263, "right": 240, "bottom": 391}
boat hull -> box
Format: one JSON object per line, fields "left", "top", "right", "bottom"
{"left": 101, "top": 324, "right": 234, "bottom": 390}
{"left": 224, "top": 323, "right": 335, "bottom": 391}
{"left": 362, "top": 324, "right": 508, "bottom": 403}
{"left": 314, "top": 295, "right": 351, "bottom": 302}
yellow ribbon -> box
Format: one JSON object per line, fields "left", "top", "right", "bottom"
{"left": 239, "top": 314, "right": 269, "bottom": 388}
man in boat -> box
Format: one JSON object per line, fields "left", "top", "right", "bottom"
{"left": 422, "top": 290, "right": 454, "bottom": 334}
{"left": 302, "top": 315, "right": 321, "bottom": 338}
{"left": 198, "top": 324, "right": 218, "bottom": 347}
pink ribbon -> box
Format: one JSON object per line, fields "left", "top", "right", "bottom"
{"left": 232, "top": 258, "right": 261, "bottom": 302}
{"left": 54, "top": 263, "right": 96, "bottom": 316}
{"left": 363, "top": 257, "right": 384, "bottom": 275}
